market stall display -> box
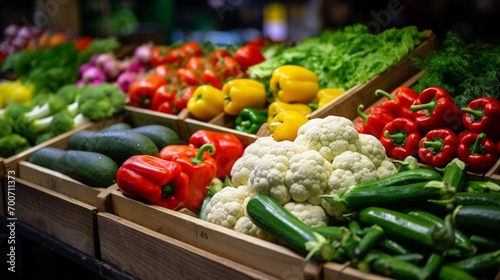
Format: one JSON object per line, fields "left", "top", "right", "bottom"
{"left": 1, "top": 19, "right": 500, "bottom": 280}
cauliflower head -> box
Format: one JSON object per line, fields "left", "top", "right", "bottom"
{"left": 206, "top": 185, "right": 251, "bottom": 229}
{"left": 284, "top": 150, "right": 332, "bottom": 205}
{"left": 377, "top": 159, "right": 399, "bottom": 178}
{"left": 284, "top": 201, "right": 329, "bottom": 227}
{"left": 331, "top": 151, "right": 378, "bottom": 183}
{"left": 234, "top": 216, "right": 276, "bottom": 242}
{"left": 294, "top": 116, "right": 361, "bottom": 162}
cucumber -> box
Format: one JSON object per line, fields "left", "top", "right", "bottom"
{"left": 68, "top": 130, "right": 159, "bottom": 165}
{"left": 130, "top": 124, "right": 180, "bottom": 150}
{"left": 351, "top": 168, "right": 442, "bottom": 189}
{"left": 454, "top": 192, "right": 500, "bottom": 207}
{"left": 452, "top": 205, "right": 500, "bottom": 232}
{"left": 246, "top": 194, "right": 331, "bottom": 261}
{"left": 28, "top": 147, "right": 118, "bottom": 187}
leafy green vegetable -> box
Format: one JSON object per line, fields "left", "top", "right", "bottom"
{"left": 412, "top": 31, "right": 500, "bottom": 107}
{"left": 248, "top": 24, "right": 423, "bottom": 90}
{"left": 1, "top": 37, "right": 120, "bottom": 96}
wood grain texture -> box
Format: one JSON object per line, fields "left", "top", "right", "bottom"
{"left": 109, "top": 190, "right": 321, "bottom": 279}
{"left": 14, "top": 178, "right": 98, "bottom": 257}
{"left": 98, "top": 212, "right": 278, "bottom": 280}
{"left": 323, "top": 262, "right": 391, "bottom": 280}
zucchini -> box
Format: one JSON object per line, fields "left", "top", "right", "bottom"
{"left": 351, "top": 168, "right": 442, "bottom": 189}
{"left": 452, "top": 205, "right": 500, "bottom": 232}
{"left": 100, "top": 122, "right": 133, "bottom": 132}
{"left": 68, "top": 130, "right": 159, "bottom": 165}
{"left": 403, "top": 208, "right": 475, "bottom": 256}
{"left": 454, "top": 192, "right": 500, "bottom": 207}
{"left": 438, "top": 265, "right": 478, "bottom": 280}
{"left": 357, "top": 207, "right": 455, "bottom": 252}
{"left": 465, "top": 180, "right": 500, "bottom": 193}
{"left": 469, "top": 234, "right": 500, "bottom": 252}
{"left": 130, "top": 124, "right": 180, "bottom": 150}
{"left": 311, "top": 225, "right": 350, "bottom": 241}
{"left": 28, "top": 147, "right": 118, "bottom": 187}
{"left": 246, "top": 194, "right": 332, "bottom": 261}
{"left": 447, "top": 250, "right": 500, "bottom": 276}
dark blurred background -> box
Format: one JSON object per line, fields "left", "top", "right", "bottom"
{"left": 1, "top": 0, "right": 499, "bottom": 46}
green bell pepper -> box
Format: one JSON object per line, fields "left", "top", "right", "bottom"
{"left": 234, "top": 108, "right": 268, "bottom": 134}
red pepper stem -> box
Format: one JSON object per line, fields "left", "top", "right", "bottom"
{"left": 384, "top": 130, "right": 407, "bottom": 146}
{"left": 375, "top": 89, "right": 395, "bottom": 100}
{"left": 162, "top": 182, "right": 175, "bottom": 197}
{"left": 357, "top": 104, "right": 369, "bottom": 122}
{"left": 422, "top": 139, "right": 444, "bottom": 154}
{"left": 410, "top": 98, "right": 436, "bottom": 113}
{"left": 190, "top": 143, "right": 216, "bottom": 164}
{"left": 469, "top": 133, "right": 487, "bottom": 155}
{"left": 460, "top": 107, "right": 484, "bottom": 121}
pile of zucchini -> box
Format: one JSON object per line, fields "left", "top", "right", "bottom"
{"left": 247, "top": 158, "right": 500, "bottom": 280}
{"left": 28, "top": 122, "right": 180, "bottom": 187}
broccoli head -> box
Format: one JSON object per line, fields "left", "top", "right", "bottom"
{"left": 77, "top": 83, "right": 126, "bottom": 121}
{"left": 56, "top": 83, "right": 81, "bottom": 104}
{"left": 0, "top": 133, "right": 31, "bottom": 158}
{"left": 0, "top": 114, "right": 13, "bottom": 138}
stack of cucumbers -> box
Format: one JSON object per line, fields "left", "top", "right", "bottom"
{"left": 27, "top": 122, "right": 180, "bottom": 187}
{"left": 247, "top": 158, "right": 500, "bottom": 280}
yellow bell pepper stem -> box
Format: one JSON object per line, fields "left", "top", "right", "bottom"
{"left": 222, "top": 79, "right": 267, "bottom": 116}
{"left": 268, "top": 110, "right": 309, "bottom": 142}
{"left": 267, "top": 101, "right": 312, "bottom": 123}
{"left": 317, "top": 88, "right": 345, "bottom": 108}
{"left": 270, "top": 65, "right": 319, "bottom": 104}
{"left": 187, "top": 85, "right": 225, "bottom": 121}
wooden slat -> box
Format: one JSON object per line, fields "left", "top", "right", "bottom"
{"left": 14, "top": 178, "right": 98, "bottom": 257}
{"left": 323, "top": 262, "right": 391, "bottom": 280}
{"left": 98, "top": 212, "right": 278, "bottom": 280}
{"left": 110, "top": 190, "right": 321, "bottom": 279}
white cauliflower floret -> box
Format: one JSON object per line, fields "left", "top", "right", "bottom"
{"left": 294, "top": 116, "right": 361, "bottom": 162}
{"left": 357, "top": 133, "right": 387, "bottom": 167}
{"left": 231, "top": 137, "right": 307, "bottom": 187}
{"left": 248, "top": 154, "right": 291, "bottom": 204}
{"left": 331, "top": 151, "right": 378, "bottom": 183}
{"left": 284, "top": 150, "right": 332, "bottom": 205}
{"left": 377, "top": 159, "right": 399, "bottom": 178}
{"left": 206, "top": 185, "right": 251, "bottom": 229}
{"left": 284, "top": 201, "right": 329, "bottom": 227}
{"left": 321, "top": 169, "right": 356, "bottom": 219}
{"left": 234, "top": 216, "right": 276, "bottom": 242}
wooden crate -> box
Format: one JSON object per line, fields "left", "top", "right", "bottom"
{"left": 108, "top": 190, "right": 322, "bottom": 279}
{"left": 323, "top": 262, "right": 390, "bottom": 280}
{"left": 485, "top": 160, "right": 500, "bottom": 184}
{"left": 98, "top": 212, "right": 280, "bottom": 280}
{"left": 9, "top": 178, "right": 99, "bottom": 257}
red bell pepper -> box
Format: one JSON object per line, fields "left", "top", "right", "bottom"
{"left": 189, "top": 130, "right": 244, "bottom": 179}
{"left": 460, "top": 97, "right": 500, "bottom": 142}
{"left": 355, "top": 104, "right": 395, "bottom": 139}
{"left": 410, "top": 86, "right": 464, "bottom": 134}
{"left": 457, "top": 132, "right": 498, "bottom": 173}
{"left": 174, "top": 86, "right": 196, "bottom": 111}
{"left": 159, "top": 143, "right": 217, "bottom": 213}
{"left": 128, "top": 75, "right": 167, "bottom": 108}
{"left": 375, "top": 86, "right": 418, "bottom": 120}
{"left": 380, "top": 117, "right": 422, "bottom": 160}
{"left": 418, "top": 129, "right": 458, "bottom": 168}
{"left": 116, "top": 155, "right": 190, "bottom": 210}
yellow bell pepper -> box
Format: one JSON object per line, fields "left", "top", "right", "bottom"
{"left": 270, "top": 65, "right": 319, "bottom": 104}
{"left": 0, "top": 81, "right": 34, "bottom": 108}
{"left": 268, "top": 110, "right": 309, "bottom": 141}
{"left": 267, "top": 101, "right": 312, "bottom": 123}
{"left": 187, "top": 85, "right": 225, "bottom": 121}
{"left": 222, "top": 79, "right": 267, "bottom": 116}
{"left": 316, "top": 88, "right": 345, "bottom": 108}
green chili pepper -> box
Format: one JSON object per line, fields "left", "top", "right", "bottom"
{"left": 234, "top": 108, "right": 268, "bottom": 134}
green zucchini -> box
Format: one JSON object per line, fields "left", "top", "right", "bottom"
{"left": 311, "top": 225, "right": 350, "bottom": 241}
{"left": 465, "top": 180, "right": 500, "bottom": 193}
{"left": 438, "top": 265, "right": 479, "bottom": 280}
{"left": 376, "top": 239, "right": 413, "bottom": 255}
{"left": 246, "top": 194, "right": 332, "bottom": 261}
{"left": 454, "top": 192, "right": 500, "bottom": 207}
{"left": 403, "top": 208, "right": 475, "bottom": 256}
{"left": 68, "top": 130, "right": 159, "bottom": 165}
{"left": 351, "top": 168, "right": 442, "bottom": 189}
{"left": 447, "top": 250, "right": 500, "bottom": 276}
{"left": 452, "top": 205, "right": 500, "bottom": 232}
{"left": 28, "top": 147, "right": 118, "bottom": 187}
{"left": 130, "top": 124, "right": 180, "bottom": 150}
{"left": 439, "top": 158, "right": 467, "bottom": 192}
{"left": 359, "top": 250, "right": 425, "bottom": 280}
{"left": 357, "top": 207, "right": 455, "bottom": 252}
{"left": 469, "top": 234, "right": 500, "bottom": 252}
{"left": 100, "top": 122, "right": 133, "bottom": 132}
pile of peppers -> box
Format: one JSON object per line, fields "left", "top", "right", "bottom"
{"left": 115, "top": 130, "right": 244, "bottom": 213}
{"left": 356, "top": 86, "right": 500, "bottom": 172}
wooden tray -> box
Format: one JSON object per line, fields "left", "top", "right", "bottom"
{"left": 108, "top": 190, "right": 322, "bottom": 279}
{"left": 98, "top": 212, "right": 280, "bottom": 280}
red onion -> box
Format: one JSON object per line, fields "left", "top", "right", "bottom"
{"left": 81, "top": 66, "right": 105, "bottom": 85}
{"left": 94, "top": 53, "right": 115, "bottom": 68}
{"left": 117, "top": 71, "right": 138, "bottom": 93}
{"left": 78, "top": 62, "right": 94, "bottom": 78}
{"left": 4, "top": 24, "right": 19, "bottom": 39}
{"left": 102, "top": 59, "right": 123, "bottom": 81}
{"left": 17, "top": 26, "right": 32, "bottom": 39}
{"left": 122, "top": 58, "right": 145, "bottom": 73}
{"left": 133, "top": 43, "right": 153, "bottom": 65}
